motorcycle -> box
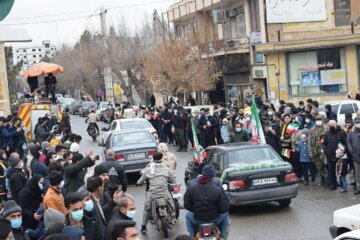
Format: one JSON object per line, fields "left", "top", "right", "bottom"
{"left": 169, "top": 183, "right": 182, "bottom": 219}
{"left": 88, "top": 124, "right": 98, "bottom": 142}
{"left": 195, "top": 223, "right": 221, "bottom": 240}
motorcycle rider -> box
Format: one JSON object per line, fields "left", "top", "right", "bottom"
{"left": 85, "top": 110, "right": 99, "bottom": 136}
{"left": 184, "top": 165, "right": 229, "bottom": 239}
{"left": 136, "top": 152, "right": 176, "bottom": 234}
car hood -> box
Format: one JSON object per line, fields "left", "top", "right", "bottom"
{"left": 111, "top": 142, "right": 157, "bottom": 151}
{"left": 333, "top": 204, "right": 360, "bottom": 231}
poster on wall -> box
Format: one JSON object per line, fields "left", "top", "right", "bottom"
{"left": 266, "top": 0, "right": 327, "bottom": 23}
{"left": 301, "top": 71, "right": 321, "bottom": 87}
{"left": 334, "top": 0, "right": 360, "bottom": 26}
{"left": 320, "top": 69, "right": 346, "bottom": 85}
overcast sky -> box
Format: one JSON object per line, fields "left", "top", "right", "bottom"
{"left": 1, "top": 0, "right": 177, "bottom": 47}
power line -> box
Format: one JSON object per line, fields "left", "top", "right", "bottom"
{"left": 4, "top": 9, "right": 98, "bottom": 21}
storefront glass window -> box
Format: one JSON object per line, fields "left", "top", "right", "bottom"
{"left": 287, "top": 48, "right": 347, "bottom": 96}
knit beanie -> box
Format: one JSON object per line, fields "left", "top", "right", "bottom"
{"left": 1, "top": 200, "right": 22, "bottom": 218}
{"left": 41, "top": 141, "right": 51, "bottom": 151}
{"left": 44, "top": 208, "right": 66, "bottom": 229}
{"left": 202, "top": 165, "right": 215, "bottom": 178}
{"left": 94, "top": 164, "right": 108, "bottom": 176}
{"left": 69, "top": 143, "right": 79, "bottom": 153}
{"left": 0, "top": 219, "right": 12, "bottom": 239}
{"left": 49, "top": 170, "right": 63, "bottom": 186}
{"left": 9, "top": 154, "right": 21, "bottom": 167}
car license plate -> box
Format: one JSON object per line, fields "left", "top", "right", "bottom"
{"left": 172, "top": 193, "right": 182, "bottom": 199}
{"left": 252, "top": 177, "right": 277, "bottom": 186}
{"left": 127, "top": 153, "right": 145, "bottom": 160}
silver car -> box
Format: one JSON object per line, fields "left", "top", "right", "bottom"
{"left": 99, "top": 129, "right": 158, "bottom": 173}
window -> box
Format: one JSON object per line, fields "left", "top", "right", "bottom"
{"left": 23, "top": 49, "right": 26, "bottom": 53}
{"left": 249, "top": 0, "right": 260, "bottom": 32}
{"left": 33, "top": 55, "right": 36, "bottom": 58}
{"left": 23, "top": 56, "right": 27, "bottom": 59}
{"left": 354, "top": 103, "right": 359, "bottom": 112}
{"left": 287, "top": 48, "right": 347, "bottom": 96}
{"left": 24, "top": 61, "right": 27, "bottom": 64}
{"left": 110, "top": 122, "right": 117, "bottom": 130}
{"left": 16, "top": 50, "right": 19, "bottom": 53}
{"left": 39, "top": 55, "right": 42, "bottom": 57}
{"left": 340, "top": 104, "right": 355, "bottom": 114}
{"left": 38, "top": 48, "right": 41, "bottom": 51}
{"left": 32, "top": 49, "right": 35, "bottom": 52}
{"left": 44, "top": 43, "right": 50, "bottom": 48}
{"left": 17, "top": 56, "right": 20, "bottom": 59}
{"left": 255, "top": 53, "right": 265, "bottom": 64}
{"left": 225, "top": 7, "right": 246, "bottom": 39}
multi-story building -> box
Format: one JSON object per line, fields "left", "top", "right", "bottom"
{"left": 256, "top": 0, "right": 360, "bottom": 103}
{"left": 12, "top": 40, "right": 57, "bottom": 73}
{"left": 167, "top": 0, "right": 267, "bottom": 106}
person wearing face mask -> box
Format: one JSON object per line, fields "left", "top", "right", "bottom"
{"left": 106, "top": 194, "right": 136, "bottom": 240}
{"left": 1, "top": 200, "right": 30, "bottom": 240}
{"left": 308, "top": 115, "right": 328, "bottom": 187}
{"left": 85, "top": 176, "right": 107, "bottom": 240}
{"left": 323, "top": 120, "right": 347, "bottom": 190}
{"left": 290, "top": 116, "right": 304, "bottom": 179}
{"left": 346, "top": 117, "right": 360, "bottom": 195}
{"left": 18, "top": 175, "right": 45, "bottom": 238}
{"left": 303, "top": 115, "right": 315, "bottom": 129}
{"left": 296, "top": 101, "right": 305, "bottom": 114}
{"left": 296, "top": 129, "right": 316, "bottom": 186}
{"left": 6, "top": 153, "right": 28, "bottom": 203}
{"left": 220, "top": 119, "right": 231, "bottom": 144}
{"left": 230, "top": 122, "right": 249, "bottom": 143}
{"left": 44, "top": 170, "right": 67, "bottom": 215}
{"left": 63, "top": 192, "right": 95, "bottom": 240}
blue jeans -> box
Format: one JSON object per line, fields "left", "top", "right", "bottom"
{"left": 185, "top": 212, "right": 229, "bottom": 237}
{"left": 301, "top": 162, "right": 316, "bottom": 183}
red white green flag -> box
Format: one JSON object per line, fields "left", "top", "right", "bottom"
{"left": 251, "top": 98, "right": 266, "bottom": 144}
{"left": 285, "top": 122, "right": 301, "bottom": 134}
{"left": 191, "top": 118, "right": 206, "bottom": 165}
{"left": 281, "top": 148, "right": 291, "bottom": 159}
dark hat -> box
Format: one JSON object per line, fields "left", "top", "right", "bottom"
{"left": 0, "top": 219, "right": 12, "bottom": 239}
{"left": 94, "top": 164, "right": 108, "bottom": 176}
{"left": 9, "top": 154, "right": 21, "bottom": 167}
{"left": 354, "top": 116, "right": 360, "bottom": 123}
{"left": 204, "top": 108, "right": 210, "bottom": 113}
{"left": 202, "top": 165, "right": 215, "bottom": 178}
{"left": 29, "top": 144, "right": 41, "bottom": 155}
{"left": 49, "top": 170, "right": 63, "bottom": 186}
{"left": 1, "top": 200, "right": 22, "bottom": 218}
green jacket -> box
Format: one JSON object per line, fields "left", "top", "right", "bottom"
{"left": 230, "top": 131, "right": 249, "bottom": 143}
{"left": 64, "top": 156, "right": 94, "bottom": 193}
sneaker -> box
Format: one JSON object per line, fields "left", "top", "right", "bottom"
{"left": 303, "top": 181, "right": 309, "bottom": 186}
{"left": 340, "top": 189, "right": 347, "bottom": 193}
{"left": 141, "top": 225, "right": 147, "bottom": 234}
{"left": 329, "top": 186, "right": 337, "bottom": 191}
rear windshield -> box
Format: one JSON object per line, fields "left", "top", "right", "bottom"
{"left": 120, "top": 121, "right": 151, "bottom": 129}
{"left": 227, "top": 147, "right": 282, "bottom": 168}
{"left": 112, "top": 131, "right": 153, "bottom": 146}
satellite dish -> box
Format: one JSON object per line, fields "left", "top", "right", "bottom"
{"left": 0, "top": 0, "right": 15, "bottom": 21}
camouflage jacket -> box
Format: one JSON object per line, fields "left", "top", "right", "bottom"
{"left": 137, "top": 163, "right": 175, "bottom": 196}
{"left": 308, "top": 125, "right": 328, "bottom": 156}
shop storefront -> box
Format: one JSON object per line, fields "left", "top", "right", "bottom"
{"left": 287, "top": 47, "right": 348, "bottom": 96}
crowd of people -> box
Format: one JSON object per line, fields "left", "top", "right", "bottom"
{"left": 2, "top": 94, "right": 360, "bottom": 239}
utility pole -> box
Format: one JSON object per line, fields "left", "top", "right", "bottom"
{"left": 100, "top": 6, "right": 108, "bottom": 36}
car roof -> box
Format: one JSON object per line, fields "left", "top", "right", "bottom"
{"left": 113, "top": 118, "right": 148, "bottom": 123}
{"left": 207, "top": 143, "right": 270, "bottom": 151}
{"left": 323, "top": 100, "right": 359, "bottom": 105}
{"left": 110, "top": 128, "right": 151, "bottom": 135}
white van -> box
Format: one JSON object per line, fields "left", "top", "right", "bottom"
{"left": 319, "top": 100, "right": 360, "bottom": 127}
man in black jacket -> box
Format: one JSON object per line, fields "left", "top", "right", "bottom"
{"left": 184, "top": 165, "right": 229, "bottom": 238}
{"left": 6, "top": 153, "right": 28, "bottom": 203}
{"left": 323, "top": 120, "right": 347, "bottom": 190}
{"left": 105, "top": 193, "right": 136, "bottom": 240}
{"left": 99, "top": 149, "right": 128, "bottom": 196}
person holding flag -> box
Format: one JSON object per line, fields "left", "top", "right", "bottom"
{"left": 280, "top": 114, "right": 300, "bottom": 161}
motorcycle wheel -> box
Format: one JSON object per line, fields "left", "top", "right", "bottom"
{"left": 174, "top": 199, "right": 180, "bottom": 219}
{"left": 160, "top": 216, "right": 169, "bottom": 238}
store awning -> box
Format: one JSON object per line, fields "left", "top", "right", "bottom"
{"left": 256, "top": 33, "right": 360, "bottom": 53}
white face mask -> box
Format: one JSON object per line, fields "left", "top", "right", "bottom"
{"left": 305, "top": 119, "right": 311, "bottom": 123}
{"left": 356, "top": 123, "right": 360, "bottom": 129}
{"left": 316, "top": 121, "right": 322, "bottom": 126}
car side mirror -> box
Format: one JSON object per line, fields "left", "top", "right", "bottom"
{"left": 101, "top": 127, "right": 107, "bottom": 131}
{"left": 188, "top": 161, "right": 195, "bottom": 167}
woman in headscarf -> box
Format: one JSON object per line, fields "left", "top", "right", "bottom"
{"left": 157, "top": 142, "right": 177, "bottom": 171}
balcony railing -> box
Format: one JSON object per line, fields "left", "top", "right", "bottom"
{"left": 199, "top": 37, "right": 250, "bottom": 54}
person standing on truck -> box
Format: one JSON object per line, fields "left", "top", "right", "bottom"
{"left": 44, "top": 73, "right": 57, "bottom": 104}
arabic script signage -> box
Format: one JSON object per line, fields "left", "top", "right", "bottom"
{"left": 266, "top": 0, "right": 327, "bottom": 23}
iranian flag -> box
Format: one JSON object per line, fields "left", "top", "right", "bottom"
{"left": 251, "top": 98, "right": 266, "bottom": 144}
{"left": 281, "top": 148, "right": 291, "bottom": 159}
{"left": 285, "top": 122, "right": 301, "bottom": 134}
{"left": 191, "top": 119, "right": 206, "bottom": 165}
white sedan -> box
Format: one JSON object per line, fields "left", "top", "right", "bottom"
{"left": 101, "top": 118, "right": 158, "bottom": 144}
{"left": 335, "top": 229, "right": 360, "bottom": 240}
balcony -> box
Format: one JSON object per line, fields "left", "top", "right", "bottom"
{"left": 199, "top": 37, "right": 250, "bottom": 55}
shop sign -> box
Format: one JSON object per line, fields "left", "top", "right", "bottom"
{"left": 113, "top": 83, "right": 122, "bottom": 96}
{"left": 298, "top": 62, "right": 334, "bottom": 70}
{"left": 266, "top": 0, "right": 327, "bottom": 23}
{"left": 250, "top": 32, "right": 262, "bottom": 46}
{"left": 334, "top": 0, "right": 360, "bottom": 26}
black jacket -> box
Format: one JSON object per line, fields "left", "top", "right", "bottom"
{"left": 323, "top": 127, "right": 347, "bottom": 162}
{"left": 105, "top": 210, "right": 131, "bottom": 240}
{"left": 100, "top": 159, "right": 128, "bottom": 192}
{"left": 18, "top": 175, "right": 43, "bottom": 230}
{"left": 64, "top": 156, "right": 94, "bottom": 193}
{"left": 265, "top": 130, "right": 281, "bottom": 154}
{"left": 89, "top": 195, "right": 106, "bottom": 240}
{"left": 13, "top": 227, "right": 30, "bottom": 240}
{"left": 64, "top": 214, "right": 95, "bottom": 240}
{"left": 184, "top": 178, "right": 229, "bottom": 221}
{"left": 6, "top": 167, "right": 28, "bottom": 203}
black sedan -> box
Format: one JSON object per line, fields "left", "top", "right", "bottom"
{"left": 185, "top": 143, "right": 299, "bottom": 207}
{"left": 99, "top": 129, "right": 157, "bottom": 173}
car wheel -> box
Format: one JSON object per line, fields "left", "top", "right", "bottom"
{"left": 278, "top": 199, "right": 291, "bottom": 207}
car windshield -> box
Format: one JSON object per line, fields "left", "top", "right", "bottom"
{"left": 112, "top": 131, "right": 153, "bottom": 146}
{"left": 83, "top": 103, "right": 93, "bottom": 107}
{"left": 120, "top": 120, "right": 151, "bottom": 129}
{"left": 227, "top": 147, "right": 282, "bottom": 168}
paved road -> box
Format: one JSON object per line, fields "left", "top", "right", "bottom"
{"left": 71, "top": 115, "right": 359, "bottom": 240}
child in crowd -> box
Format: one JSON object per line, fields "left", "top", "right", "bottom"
{"left": 296, "top": 129, "right": 316, "bottom": 186}
{"left": 336, "top": 149, "right": 348, "bottom": 193}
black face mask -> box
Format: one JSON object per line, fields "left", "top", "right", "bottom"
{"left": 330, "top": 126, "right": 337, "bottom": 133}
